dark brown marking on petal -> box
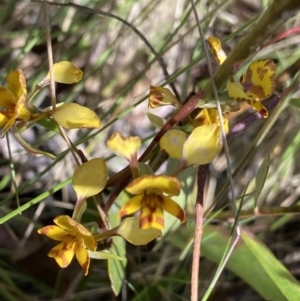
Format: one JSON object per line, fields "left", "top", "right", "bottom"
{"left": 48, "top": 243, "right": 75, "bottom": 268}
{"left": 140, "top": 215, "right": 151, "bottom": 229}
{"left": 256, "top": 66, "right": 268, "bottom": 81}
{"left": 248, "top": 85, "right": 265, "bottom": 99}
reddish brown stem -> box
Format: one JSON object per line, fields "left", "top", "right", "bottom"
{"left": 191, "top": 164, "right": 209, "bottom": 301}
{"left": 261, "top": 26, "right": 300, "bottom": 49}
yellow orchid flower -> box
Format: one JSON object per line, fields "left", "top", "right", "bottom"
{"left": 227, "top": 60, "right": 276, "bottom": 118}
{"left": 207, "top": 36, "right": 276, "bottom": 118}
{"left": 191, "top": 108, "right": 229, "bottom": 133}
{"left": 0, "top": 62, "right": 84, "bottom": 136}
{"left": 119, "top": 175, "right": 185, "bottom": 230}
{"left": 0, "top": 69, "right": 31, "bottom": 134}
{"left": 160, "top": 107, "right": 227, "bottom": 166}
{"left": 148, "top": 85, "right": 181, "bottom": 109}
{"left": 207, "top": 36, "right": 227, "bottom": 65}
{"left": 38, "top": 215, "right": 97, "bottom": 275}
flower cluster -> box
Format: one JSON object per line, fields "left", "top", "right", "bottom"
{"left": 0, "top": 39, "right": 275, "bottom": 278}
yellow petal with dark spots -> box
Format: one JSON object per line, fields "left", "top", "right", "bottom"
{"left": 148, "top": 85, "right": 180, "bottom": 108}
{"left": 227, "top": 82, "right": 269, "bottom": 118}
{"left": 161, "top": 196, "right": 185, "bottom": 223}
{"left": 251, "top": 101, "right": 268, "bottom": 118}
{"left": 54, "top": 215, "right": 86, "bottom": 234}
{"left": 227, "top": 82, "right": 249, "bottom": 101}
{"left": 118, "top": 194, "right": 143, "bottom": 218}
{"left": 48, "top": 241, "right": 75, "bottom": 268}
{"left": 126, "top": 175, "right": 181, "bottom": 196}
{"left": 243, "top": 60, "right": 276, "bottom": 99}
{"left": 207, "top": 36, "right": 227, "bottom": 65}
{"left": 140, "top": 205, "right": 164, "bottom": 230}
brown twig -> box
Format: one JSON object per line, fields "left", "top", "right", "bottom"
{"left": 261, "top": 26, "right": 300, "bottom": 49}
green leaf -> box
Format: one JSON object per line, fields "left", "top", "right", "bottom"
{"left": 201, "top": 225, "right": 300, "bottom": 301}
{"left": 117, "top": 217, "right": 162, "bottom": 245}
{"left": 290, "top": 98, "right": 300, "bottom": 109}
{"left": 72, "top": 158, "right": 107, "bottom": 199}
{"left": 246, "top": 155, "right": 270, "bottom": 207}
{"left": 108, "top": 237, "right": 127, "bottom": 296}
{"left": 253, "top": 155, "right": 269, "bottom": 206}
{"left": 138, "top": 162, "right": 154, "bottom": 176}
{"left": 88, "top": 250, "right": 124, "bottom": 260}
{"left": 146, "top": 111, "right": 166, "bottom": 128}
{"left": 108, "top": 203, "right": 127, "bottom": 296}
{"left": 36, "top": 117, "right": 61, "bottom": 134}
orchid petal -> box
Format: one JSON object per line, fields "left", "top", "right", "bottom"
{"left": 107, "top": 132, "right": 141, "bottom": 160}
{"left": 2, "top": 117, "right": 16, "bottom": 135}
{"left": 207, "top": 36, "right": 227, "bottom": 65}
{"left": 227, "top": 82, "right": 249, "bottom": 101}
{"left": 48, "top": 240, "right": 75, "bottom": 268}
{"left": 37, "top": 225, "right": 71, "bottom": 241}
{"left": 0, "top": 113, "right": 8, "bottom": 127}
{"left": 54, "top": 215, "right": 93, "bottom": 237}
{"left": 75, "top": 242, "right": 90, "bottom": 276}
{"left": 243, "top": 60, "right": 276, "bottom": 99}
{"left": 51, "top": 61, "right": 83, "bottom": 84}
{"left": 252, "top": 101, "right": 268, "bottom": 118}
{"left": 140, "top": 205, "right": 164, "bottom": 230}
{"left": 159, "top": 129, "right": 187, "bottom": 159}
{"left": 51, "top": 103, "right": 101, "bottom": 129}
{"left": 6, "top": 69, "right": 26, "bottom": 101}
{"left": 126, "top": 175, "right": 181, "bottom": 196}
{"left": 182, "top": 124, "right": 223, "bottom": 166}
{"left": 82, "top": 235, "right": 97, "bottom": 252}
{"left": 119, "top": 195, "right": 143, "bottom": 217}
{"left": 117, "top": 217, "right": 162, "bottom": 245}
{"left": 161, "top": 196, "right": 185, "bottom": 223}
{"left": 0, "top": 86, "right": 16, "bottom": 108}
